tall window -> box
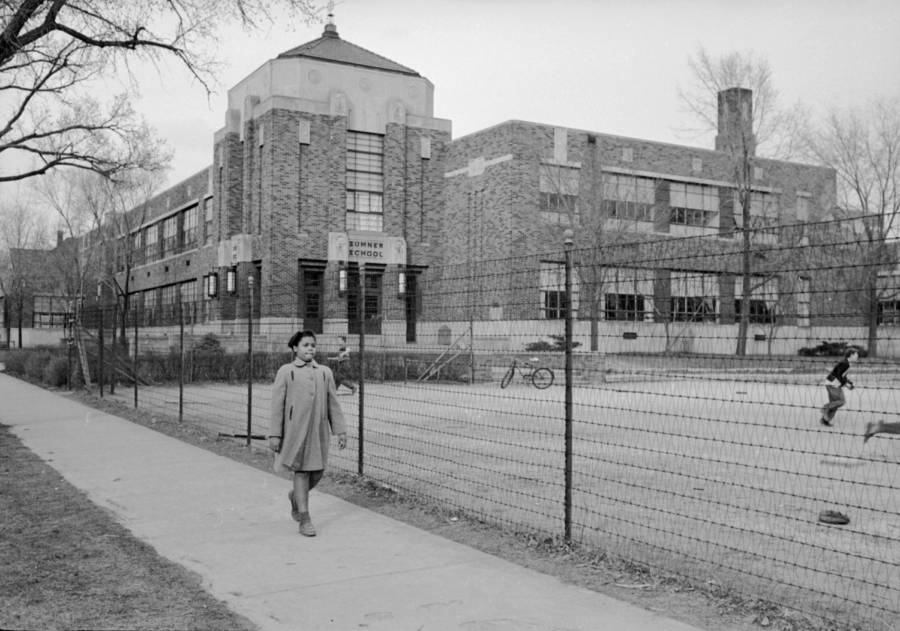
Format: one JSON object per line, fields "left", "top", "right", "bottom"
{"left": 405, "top": 272, "right": 418, "bottom": 343}
{"left": 670, "top": 183, "right": 718, "bottom": 229}
{"left": 540, "top": 261, "right": 579, "bottom": 319}
{"left": 346, "top": 131, "right": 384, "bottom": 232}
{"left": 733, "top": 276, "right": 778, "bottom": 324}
{"left": 670, "top": 271, "right": 718, "bottom": 322}
{"left": 180, "top": 279, "right": 197, "bottom": 304}
{"left": 539, "top": 165, "right": 579, "bottom": 225}
{"left": 797, "top": 277, "right": 810, "bottom": 327}
{"left": 144, "top": 225, "right": 158, "bottom": 262}
{"left": 182, "top": 204, "right": 198, "bottom": 249}
{"left": 604, "top": 267, "right": 654, "bottom": 321}
{"left": 162, "top": 215, "right": 178, "bottom": 256}
{"left": 878, "top": 300, "right": 900, "bottom": 325}
{"left": 115, "top": 236, "right": 126, "bottom": 272}
{"left": 602, "top": 174, "right": 655, "bottom": 223}
{"left": 178, "top": 279, "right": 198, "bottom": 323}
{"left": 300, "top": 265, "right": 324, "bottom": 333}
{"left": 347, "top": 270, "right": 382, "bottom": 334}
{"left": 132, "top": 231, "right": 143, "bottom": 266}
{"left": 733, "top": 191, "right": 779, "bottom": 244}
{"left": 204, "top": 197, "right": 214, "bottom": 244}
{"left": 143, "top": 288, "right": 158, "bottom": 325}
{"left": 160, "top": 284, "right": 178, "bottom": 323}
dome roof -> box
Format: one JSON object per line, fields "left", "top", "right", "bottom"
{"left": 277, "top": 22, "right": 421, "bottom": 77}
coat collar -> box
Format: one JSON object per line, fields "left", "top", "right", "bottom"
{"left": 292, "top": 358, "right": 319, "bottom": 368}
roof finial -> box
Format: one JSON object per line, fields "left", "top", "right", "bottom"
{"left": 323, "top": 0, "right": 339, "bottom": 37}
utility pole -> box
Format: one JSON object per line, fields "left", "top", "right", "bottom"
{"left": 247, "top": 273, "right": 254, "bottom": 448}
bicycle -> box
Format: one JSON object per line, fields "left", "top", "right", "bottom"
{"left": 500, "top": 357, "right": 555, "bottom": 389}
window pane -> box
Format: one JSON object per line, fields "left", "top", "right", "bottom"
{"left": 347, "top": 152, "right": 383, "bottom": 172}
{"left": 347, "top": 132, "right": 383, "bottom": 154}
{"left": 347, "top": 171, "right": 383, "bottom": 192}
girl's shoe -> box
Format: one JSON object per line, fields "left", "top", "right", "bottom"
{"left": 298, "top": 513, "right": 316, "bottom": 537}
{"left": 863, "top": 421, "right": 877, "bottom": 443}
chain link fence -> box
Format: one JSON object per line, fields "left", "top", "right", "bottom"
{"left": 58, "top": 219, "right": 900, "bottom": 630}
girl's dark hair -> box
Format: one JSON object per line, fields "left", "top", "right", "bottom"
{"left": 287, "top": 330, "right": 317, "bottom": 348}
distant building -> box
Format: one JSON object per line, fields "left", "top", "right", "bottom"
{"left": 1, "top": 232, "right": 72, "bottom": 348}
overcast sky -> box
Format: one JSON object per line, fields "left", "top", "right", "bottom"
{"left": 8, "top": 0, "right": 900, "bottom": 200}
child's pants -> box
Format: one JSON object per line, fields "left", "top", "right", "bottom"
{"left": 822, "top": 385, "right": 845, "bottom": 422}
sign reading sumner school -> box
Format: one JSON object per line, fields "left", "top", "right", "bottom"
{"left": 328, "top": 232, "right": 407, "bottom": 265}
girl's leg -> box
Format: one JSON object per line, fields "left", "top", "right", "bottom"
{"left": 293, "top": 471, "right": 310, "bottom": 513}
{"left": 864, "top": 420, "right": 900, "bottom": 443}
{"left": 293, "top": 472, "right": 316, "bottom": 536}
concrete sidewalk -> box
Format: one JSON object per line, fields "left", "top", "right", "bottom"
{"left": 1, "top": 374, "right": 703, "bottom": 631}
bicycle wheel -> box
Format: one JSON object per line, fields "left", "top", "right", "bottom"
{"left": 500, "top": 364, "right": 515, "bottom": 389}
{"left": 531, "top": 367, "right": 554, "bottom": 389}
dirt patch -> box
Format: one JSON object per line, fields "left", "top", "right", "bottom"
{"left": 0, "top": 422, "right": 257, "bottom": 631}
{"left": 56, "top": 387, "right": 857, "bottom": 631}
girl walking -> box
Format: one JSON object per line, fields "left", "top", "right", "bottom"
{"left": 269, "top": 330, "right": 347, "bottom": 536}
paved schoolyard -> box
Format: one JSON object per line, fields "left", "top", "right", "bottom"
{"left": 106, "top": 373, "right": 900, "bottom": 626}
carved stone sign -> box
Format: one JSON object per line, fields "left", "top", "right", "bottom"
{"left": 328, "top": 232, "right": 406, "bottom": 265}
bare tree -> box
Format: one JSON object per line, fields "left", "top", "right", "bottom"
{"left": 0, "top": 0, "right": 321, "bottom": 183}
{"left": 96, "top": 171, "right": 161, "bottom": 347}
{"left": 679, "top": 47, "right": 805, "bottom": 355}
{"left": 538, "top": 137, "right": 659, "bottom": 351}
{"left": 804, "top": 97, "right": 900, "bottom": 357}
{"left": 36, "top": 168, "right": 108, "bottom": 385}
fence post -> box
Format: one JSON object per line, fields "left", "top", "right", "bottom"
{"left": 110, "top": 301, "right": 118, "bottom": 395}
{"left": 247, "top": 274, "right": 254, "bottom": 448}
{"left": 178, "top": 298, "right": 184, "bottom": 423}
{"left": 98, "top": 293, "right": 104, "bottom": 398}
{"left": 563, "top": 229, "right": 574, "bottom": 542}
{"left": 358, "top": 262, "right": 365, "bottom": 476}
{"left": 133, "top": 304, "right": 139, "bottom": 409}
{"left": 66, "top": 336, "right": 72, "bottom": 390}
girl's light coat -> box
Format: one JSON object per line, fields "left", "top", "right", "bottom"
{"left": 270, "top": 359, "right": 347, "bottom": 474}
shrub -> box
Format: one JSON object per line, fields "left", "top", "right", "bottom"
{"left": 797, "top": 341, "right": 868, "bottom": 358}
{"left": 525, "top": 335, "right": 581, "bottom": 352}
{"left": 24, "top": 351, "right": 52, "bottom": 381}
{"left": 2, "top": 350, "right": 29, "bottom": 375}
{"left": 42, "top": 356, "right": 70, "bottom": 387}
{"left": 193, "top": 333, "right": 224, "bottom": 355}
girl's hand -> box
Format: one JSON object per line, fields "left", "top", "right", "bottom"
{"left": 338, "top": 433, "right": 347, "bottom": 450}
{"left": 269, "top": 437, "right": 282, "bottom": 453}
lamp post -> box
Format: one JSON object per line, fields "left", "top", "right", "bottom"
{"left": 563, "top": 228, "right": 574, "bottom": 542}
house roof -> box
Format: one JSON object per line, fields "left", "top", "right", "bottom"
{"left": 9, "top": 247, "right": 63, "bottom": 293}
{"left": 277, "top": 22, "right": 420, "bottom": 77}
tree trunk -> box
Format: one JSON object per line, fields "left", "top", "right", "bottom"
{"left": 866, "top": 273, "right": 879, "bottom": 357}
{"left": 589, "top": 296, "right": 600, "bottom": 351}
{"left": 74, "top": 324, "right": 92, "bottom": 387}
{"left": 17, "top": 295, "right": 23, "bottom": 349}
{"left": 736, "top": 225, "right": 752, "bottom": 356}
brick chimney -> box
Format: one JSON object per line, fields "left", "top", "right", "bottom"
{"left": 715, "top": 87, "right": 755, "bottom": 156}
